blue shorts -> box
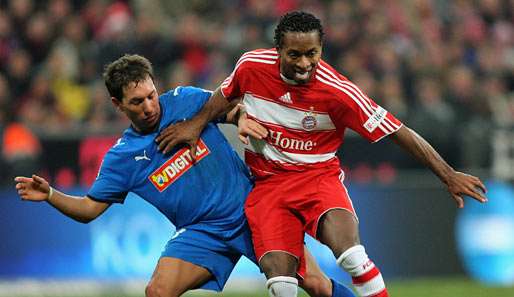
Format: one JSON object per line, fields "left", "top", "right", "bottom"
{"left": 160, "top": 222, "right": 258, "bottom": 291}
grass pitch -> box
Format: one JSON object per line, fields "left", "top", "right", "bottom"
{"left": 186, "top": 277, "right": 514, "bottom": 297}
{"left": 3, "top": 277, "right": 514, "bottom": 297}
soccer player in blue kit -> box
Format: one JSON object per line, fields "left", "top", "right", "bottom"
{"left": 14, "top": 55, "right": 356, "bottom": 297}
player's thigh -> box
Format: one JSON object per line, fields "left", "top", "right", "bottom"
{"left": 317, "top": 208, "right": 360, "bottom": 256}
{"left": 146, "top": 257, "right": 212, "bottom": 297}
{"left": 308, "top": 169, "right": 360, "bottom": 255}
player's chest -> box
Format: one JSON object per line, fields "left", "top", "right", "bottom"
{"left": 242, "top": 81, "right": 335, "bottom": 130}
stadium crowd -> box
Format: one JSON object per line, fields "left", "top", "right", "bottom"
{"left": 0, "top": 0, "right": 512, "bottom": 184}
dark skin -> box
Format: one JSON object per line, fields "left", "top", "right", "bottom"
{"left": 155, "top": 30, "right": 488, "bottom": 279}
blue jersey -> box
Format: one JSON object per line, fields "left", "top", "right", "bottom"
{"left": 88, "top": 86, "right": 253, "bottom": 238}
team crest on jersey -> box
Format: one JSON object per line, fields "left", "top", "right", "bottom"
{"left": 149, "top": 140, "right": 210, "bottom": 192}
{"left": 301, "top": 107, "right": 317, "bottom": 131}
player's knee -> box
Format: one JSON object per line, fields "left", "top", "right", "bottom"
{"left": 266, "top": 276, "right": 298, "bottom": 297}
{"left": 145, "top": 279, "right": 178, "bottom": 297}
{"left": 300, "top": 274, "right": 331, "bottom": 297}
{"left": 318, "top": 210, "right": 360, "bottom": 256}
{"left": 260, "top": 252, "right": 298, "bottom": 278}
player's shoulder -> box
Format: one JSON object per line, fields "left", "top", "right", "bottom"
{"left": 105, "top": 130, "right": 147, "bottom": 158}
{"left": 315, "top": 60, "right": 358, "bottom": 102}
{"left": 316, "top": 59, "right": 350, "bottom": 82}
{"left": 235, "top": 48, "right": 279, "bottom": 69}
{"left": 160, "top": 86, "right": 213, "bottom": 101}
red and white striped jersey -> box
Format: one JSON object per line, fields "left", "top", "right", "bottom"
{"left": 221, "top": 48, "right": 403, "bottom": 178}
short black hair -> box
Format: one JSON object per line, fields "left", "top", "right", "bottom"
{"left": 274, "top": 11, "right": 324, "bottom": 48}
{"left": 103, "top": 54, "right": 154, "bottom": 101}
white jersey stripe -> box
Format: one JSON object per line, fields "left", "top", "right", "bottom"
{"left": 221, "top": 50, "right": 279, "bottom": 99}
{"left": 316, "top": 75, "right": 393, "bottom": 134}
{"left": 243, "top": 94, "right": 336, "bottom": 131}
{"left": 316, "top": 71, "right": 398, "bottom": 133}
{"left": 235, "top": 57, "right": 276, "bottom": 66}
{"left": 315, "top": 73, "right": 372, "bottom": 117}
{"left": 317, "top": 65, "right": 400, "bottom": 132}
{"left": 318, "top": 64, "right": 376, "bottom": 108}
{"left": 235, "top": 53, "right": 278, "bottom": 69}
{"left": 382, "top": 116, "right": 400, "bottom": 131}
{"left": 241, "top": 49, "right": 278, "bottom": 56}
{"left": 317, "top": 65, "right": 375, "bottom": 115}
{"left": 235, "top": 55, "right": 278, "bottom": 68}
{"left": 337, "top": 80, "right": 400, "bottom": 132}
{"left": 247, "top": 139, "right": 336, "bottom": 164}
{"left": 385, "top": 116, "right": 401, "bottom": 129}
{"left": 316, "top": 68, "right": 378, "bottom": 116}
{"left": 222, "top": 57, "right": 277, "bottom": 91}
{"left": 239, "top": 53, "right": 278, "bottom": 60}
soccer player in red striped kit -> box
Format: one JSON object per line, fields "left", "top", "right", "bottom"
{"left": 156, "top": 11, "right": 488, "bottom": 297}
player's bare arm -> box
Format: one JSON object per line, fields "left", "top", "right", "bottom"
{"left": 156, "top": 90, "right": 269, "bottom": 151}
{"left": 14, "top": 175, "right": 110, "bottom": 223}
{"left": 155, "top": 87, "right": 230, "bottom": 156}
{"left": 389, "top": 125, "right": 487, "bottom": 208}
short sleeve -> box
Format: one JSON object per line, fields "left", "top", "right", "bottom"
{"left": 159, "top": 86, "right": 221, "bottom": 125}
{"left": 87, "top": 153, "right": 129, "bottom": 203}
{"left": 220, "top": 57, "right": 244, "bottom": 101}
{"left": 329, "top": 80, "right": 403, "bottom": 143}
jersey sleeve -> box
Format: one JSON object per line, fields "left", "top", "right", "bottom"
{"left": 159, "top": 86, "right": 229, "bottom": 123}
{"left": 87, "top": 152, "right": 129, "bottom": 203}
{"left": 220, "top": 54, "right": 246, "bottom": 101}
{"left": 178, "top": 86, "right": 227, "bottom": 123}
{"left": 329, "top": 76, "right": 403, "bottom": 143}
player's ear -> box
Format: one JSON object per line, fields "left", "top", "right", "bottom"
{"left": 111, "top": 97, "right": 123, "bottom": 111}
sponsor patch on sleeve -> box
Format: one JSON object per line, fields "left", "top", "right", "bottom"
{"left": 363, "top": 106, "right": 387, "bottom": 133}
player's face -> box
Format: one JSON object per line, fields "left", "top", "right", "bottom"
{"left": 278, "top": 31, "right": 322, "bottom": 84}
{"left": 112, "top": 76, "right": 161, "bottom": 134}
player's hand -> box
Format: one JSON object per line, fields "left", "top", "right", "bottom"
{"left": 445, "top": 171, "right": 487, "bottom": 208}
{"left": 14, "top": 175, "right": 51, "bottom": 202}
{"left": 156, "top": 118, "right": 202, "bottom": 158}
{"left": 238, "top": 113, "right": 268, "bottom": 145}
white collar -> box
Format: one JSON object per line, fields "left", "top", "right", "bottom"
{"left": 280, "top": 73, "right": 298, "bottom": 85}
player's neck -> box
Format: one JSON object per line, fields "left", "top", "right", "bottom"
{"left": 280, "top": 73, "right": 299, "bottom": 85}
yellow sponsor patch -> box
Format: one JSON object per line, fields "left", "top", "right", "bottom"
{"left": 149, "top": 139, "right": 210, "bottom": 192}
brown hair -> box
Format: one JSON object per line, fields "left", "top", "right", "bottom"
{"left": 103, "top": 54, "right": 154, "bottom": 101}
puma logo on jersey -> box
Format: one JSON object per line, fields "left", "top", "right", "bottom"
{"left": 113, "top": 138, "right": 126, "bottom": 148}
{"left": 171, "top": 228, "right": 186, "bottom": 240}
{"left": 278, "top": 92, "right": 292, "bottom": 104}
{"left": 149, "top": 140, "right": 210, "bottom": 192}
{"left": 134, "top": 150, "right": 151, "bottom": 161}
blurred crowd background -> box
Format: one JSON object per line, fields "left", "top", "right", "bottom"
{"left": 0, "top": 0, "right": 512, "bottom": 186}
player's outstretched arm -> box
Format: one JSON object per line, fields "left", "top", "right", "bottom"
{"left": 388, "top": 125, "right": 488, "bottom": 208}
{"left": 156, "top": 87, "right": 230, "bottom": 156}
{"left": 14, "top": 175, "right": 110, "bottom": 223}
